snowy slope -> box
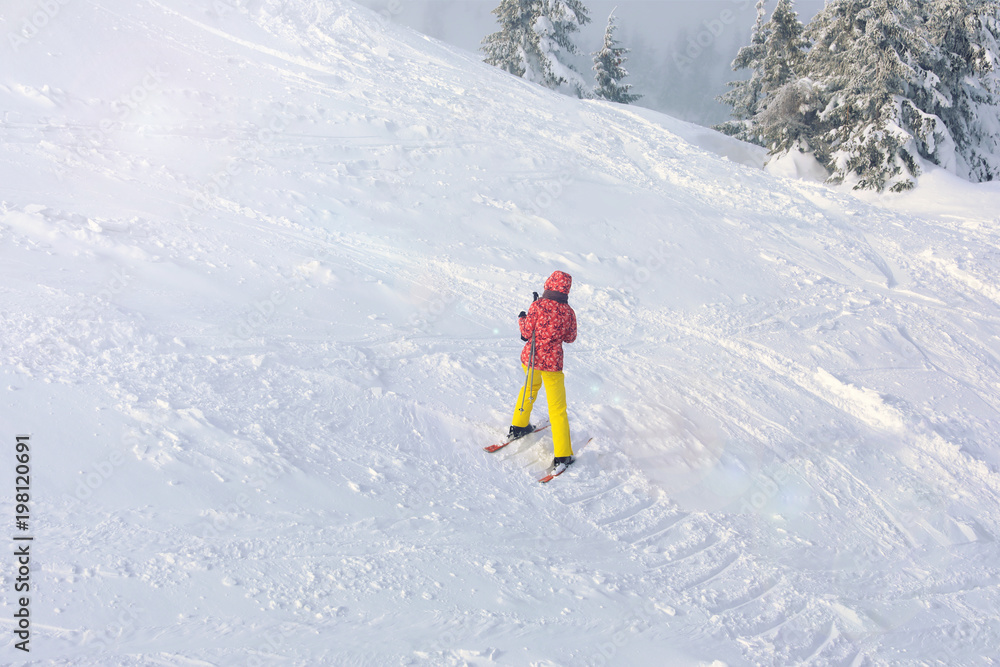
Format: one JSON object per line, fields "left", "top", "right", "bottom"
{"left": 2, "top": 0, "right": 1000, "bottom": 664}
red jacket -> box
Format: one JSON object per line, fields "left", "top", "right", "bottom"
{"left": 519, "top": 271, "right": 577, "bottom": 372}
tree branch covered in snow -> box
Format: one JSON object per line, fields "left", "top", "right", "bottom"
{"left": 718, "top": 0, "right": 1000, "bottom": 191}
{"left": 482, "top": 0, "right": 592, "bottom": 97}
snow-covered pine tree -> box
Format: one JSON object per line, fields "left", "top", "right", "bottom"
{"left": 721, "top": 0, "right": 998, "bottom": 190}
{"left": 671, "top": 25, "right": 736, "bottom": 122}
{"left": 592, "top": 9, "right": 641, "bottom": 103}
{"left": 482, "top": 0, "right": 536, "bottom": 78}
{"left": 754, "top": 0, "right": 813, "bottom": 153}
{"left": 759, "top": 0, "right": 809, "bottom": 94}
{"left": 539, "top": 0, "right": 592, "bottom": 96}
{"left": 716, "top": 0, "right": 771, "bottom": 141}
{"left": 482, "top": 0, "right": 592, "bottom": 97}
{"left": 975, "top": 2, "right": 1000, "bottom": 179}
{"left": 718, "top": 0, "right": 812, "bottom": 150}
{"left": 805, "top": 0, "right": 937, "bottom": 191}
{"left": 920, "top": 0, "right": 1000, "bottom": 181}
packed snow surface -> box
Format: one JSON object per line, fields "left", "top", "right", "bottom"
{"left": 2, "top": 0, "right": 1000, "bottom": 665}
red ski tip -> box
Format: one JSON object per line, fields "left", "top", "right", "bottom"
{"left": 483, "top": 423, "right": 550, "bottom": 453}
{"left": 538, "top": 438, "right": 591, "bottom": 482}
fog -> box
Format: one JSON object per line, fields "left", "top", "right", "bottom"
{"left": 353, "top": 0, "right": 826, "bottom": 126}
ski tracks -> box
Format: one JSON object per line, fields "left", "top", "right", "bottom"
{"left": 534, "top": 452, "right": 829, "bottom": 665}
{"left": 533, "top": 305, "right": 1000, "bottom": 663}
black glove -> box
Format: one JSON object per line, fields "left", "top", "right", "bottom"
{"left": 519, "top": 296, "right": 535, "bottom": 339}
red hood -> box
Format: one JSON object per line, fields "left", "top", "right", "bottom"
{"left": 545, "top": 271, "right": 572, "bottom": 295}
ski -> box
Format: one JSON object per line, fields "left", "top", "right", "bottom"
{"left": 538, "top": 438, "right": 592, "bottom": 482}
{"left": 484, "top": 423, "right": 549, "bottom": 453}
{"left": 538, "top": 463, "right": 570, "bottom": 483}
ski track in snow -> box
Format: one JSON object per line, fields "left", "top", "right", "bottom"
{"left": 3, "top": 0, "right": 1000, "bottom": 664}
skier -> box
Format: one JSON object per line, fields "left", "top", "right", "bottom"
{"left": 509, "top": 270, "right": 577, "bottom": 468}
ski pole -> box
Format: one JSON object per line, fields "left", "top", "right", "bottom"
{"left": 518, "top": 292, "right": 539, "bottom": 415}
{"left": 519, "top": 330, "right": 536, "bottom": 415}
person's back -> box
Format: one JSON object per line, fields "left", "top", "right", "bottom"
{"left": 510, "top": 271, "right": 577, "bottom": 467}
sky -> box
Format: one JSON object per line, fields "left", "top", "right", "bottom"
{"left": 353, "top": 0, "right": 827, "bottom": 125}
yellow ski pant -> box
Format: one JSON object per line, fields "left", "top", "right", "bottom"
{"left": 512, "top": 365, "right": 573, "bottom": 458}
